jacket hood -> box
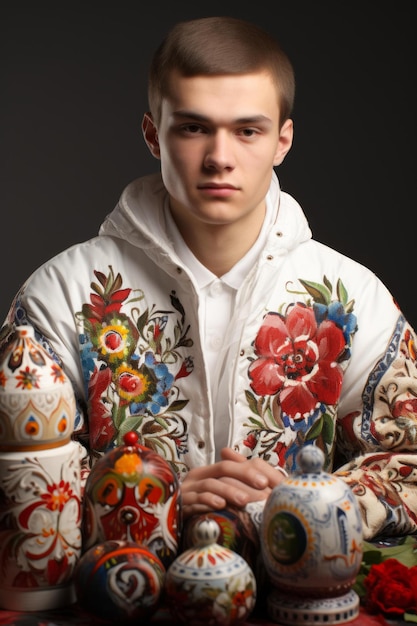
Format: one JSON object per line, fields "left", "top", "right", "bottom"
{"left": 99, "top": 171, "right": 312, "bottom": 253}
{"left": 99, "top": 172, "right": 170, "bottom": 249}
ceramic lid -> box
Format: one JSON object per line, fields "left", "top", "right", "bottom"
{"left": 0, "top": 325, "right": 76, "bottom": 449}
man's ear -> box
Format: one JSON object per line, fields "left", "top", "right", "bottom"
{"left": 273, "top": 118, "right": 293, "bottom": 167}
{"left": 142, "top": 112, "right": 161, "bottom": 159}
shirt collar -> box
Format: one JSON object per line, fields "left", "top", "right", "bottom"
{"left": 164, "top": 184, "right": 276, "bottom": 291}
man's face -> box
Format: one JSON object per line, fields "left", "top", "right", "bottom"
{"left": 143, "top": 71, "right": 293, "bottom": 230}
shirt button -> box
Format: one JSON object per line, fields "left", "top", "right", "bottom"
{"left": 197, "top": 440, "right": 205, "bottom": 449}
{"left": 211, "top": 337, "right": 222, "bottom": 350}
{"left": 209, "top": 282, "right": 223, "bottom": 297}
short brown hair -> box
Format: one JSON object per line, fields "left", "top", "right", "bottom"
{"left": 148, "top": 16, "right": 295, "bottom": 127}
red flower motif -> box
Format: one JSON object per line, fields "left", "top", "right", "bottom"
{"left": 248, "top": 303, "right": 345, "bottom": 419}
{"left": 243, "top": 433, "right": 257, "bottom": 450}
{"left": 15, "top": 366, "right": 41, "bottom": 390}
{"left": 88, "top": 366, "right": 116, "bottom": 451}
{"left": 175, "top": 356, "right": 194, "bottom": 380}
{"left": 272, "top": 440, "right": 287, "bottom": 467}
{"left": 51, "top": 363, "right": 66, "bottom": 383}
{"left": 41, "top": 480, "right": 73, "bottom": 512}
{"left": 104, "top": 330, "right": 123, "bottom": 351}
{"left": 88, "top": 288, "right": 131, "bottom": 323}
{"left": 392, "top": 397, "right": 417, "bottom": 418}
{"left": 365, "top": 558, "right": 417, "bottom": 615}
{"left": 119, "top": 370, "right": 148, "bottom": 396}
{"left": 18, "top": 480, "right": 74, "bottom": 528}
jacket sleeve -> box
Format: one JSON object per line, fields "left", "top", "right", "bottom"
{"left": 335, "top": 316, "right": 417, "bottom": 540}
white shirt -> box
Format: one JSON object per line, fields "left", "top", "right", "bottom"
{"left": 164, "top": 197, "right": 275, "bottom": 458}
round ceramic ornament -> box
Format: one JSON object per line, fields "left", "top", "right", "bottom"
{"left": 82, "top": 431, "right": 182, "bottom": 569}
{"left": 261, "top": 445, "right": 363, "bottom": 625}
{"left": 0, "top": 325, "right": 76, "bottom": 450}
{"left": 74, "top": 539, "right": 165, "bottom": 622}
{"left": 165, "top": 517, "right": 257, "bottom": 626}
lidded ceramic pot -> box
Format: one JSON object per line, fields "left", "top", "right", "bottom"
{"left": 261, "top": 445, "right": 363, "bottom": 625}
{"left": 181, "top": 506, "right": 261, "bottom": 576}
{"left": 0, "top": 325, "right": 76, "bottom": 450}
{"left": 82, "top": 431, "right": 182, "bottom": 570}
{"left": 0, "top": 325, "right": 82, "bottom": 611}
{"left": 165, "top": 517, "right": 257, "bottom": 625}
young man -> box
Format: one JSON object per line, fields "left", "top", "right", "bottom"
{"left": 1, "top": 16, "right": 416, "bottom": 542}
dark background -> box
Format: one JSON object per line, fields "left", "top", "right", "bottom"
{"left": 1, "top": 3, "right": 415, "bottom": 327}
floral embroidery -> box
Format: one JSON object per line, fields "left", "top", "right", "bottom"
{"left": 248, "top": 303, "right": 345, "bottom": 414}
{"left": 369, "top": 326, "right": 417, "bottom": 450}
{"left": 76, "top": 267, "right": 194, "bottom": 468}
{"left": 245, "top": 276, "right": 357, "bottom": 470}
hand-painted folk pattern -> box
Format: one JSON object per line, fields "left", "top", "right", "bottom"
{"left": 0, "top": 443, "right": 82, "bottom": 603}
{"left": 76, "top": 267, "right": 194, "bottom": 474}
{"left": 244, "top": 277, "right": 357, "bottom": 472}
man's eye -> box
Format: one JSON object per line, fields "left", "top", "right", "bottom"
{"left": 182, "top": 124, "right": 204, "bottom": 133}
{"left": 240, "top": 128, "right": 257, "bottom": 137}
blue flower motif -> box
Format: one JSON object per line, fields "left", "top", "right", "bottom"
{"left": 314, "top": 301, "right": 357, "bottom": 355}
{"left": 79, "top": 333, "right": 97, "bottom": 382}
{"left": 131, "top": 351, "right": 175, "bottom": 416}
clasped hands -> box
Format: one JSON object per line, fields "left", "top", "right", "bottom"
{"left": 180, "top": 447, "right": 286, "bottom": 519}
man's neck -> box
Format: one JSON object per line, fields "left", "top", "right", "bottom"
{"left": 172, "top": 210, "right": 266, "bottom": 277}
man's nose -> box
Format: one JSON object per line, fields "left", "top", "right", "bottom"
{"left": 203, "top": 132, "right": 235, "bottom": 170}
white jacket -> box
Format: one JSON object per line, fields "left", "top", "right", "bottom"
{"left": 3, "top": 171, "right": 417, "bottom": 540}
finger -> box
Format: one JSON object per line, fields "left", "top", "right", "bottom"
{"left": 219, "top": 457, "right": 270, "bottom": 489}
{"left": 181, "top": 476, "right": 249, "bottom": 509}
{"left": 182, "top": 503, "right": 216, "bottom": 519}
{"left": 181, "top": 459, "right": 276, "bottom": 500}
{"left": 219, "top": 476, "right": 272, "bottom": 501}
{"left": 181, "top": 460, "right": 255, "bottom": 484}
{"left": 181, "top": 490, "right": 229, "bottom": 519}
{"left": 220, "top": 447, "right": 247, "bottom": 463}
{"left": 181, "top": 490, "right": 227, "bottom": 517}
{"left": 221, "top": 449, "right": 287, "bottom": 488}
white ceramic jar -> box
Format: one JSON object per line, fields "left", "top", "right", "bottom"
{"left": 260, "top": 446, "right": 363, "bottom": 625}
{"left": 0, "top": 325, "right": 82, "bottom": 610}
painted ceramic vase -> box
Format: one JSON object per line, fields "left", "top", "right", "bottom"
{"left": 0, "top": 324, "right": 82, "bottom": 611}
{"left": 0, "top": 441, "right": 82, "bottom": 610}
{"left": 165, "top": 517, "right": 257, "bottom": 626}
{"left": 74, "top": 539, "right": 165, "bottom": 622}
{"left": 82, "top": 431, "right": 181, "bottom": 569}
{"left": 0, "top": 325, "right": 76, "bottom": 450}
{"left": 261, "top": 445, "right": 363, "bottom": 625}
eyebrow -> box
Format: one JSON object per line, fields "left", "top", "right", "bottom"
{"left": 172, "top": 110, "right": 273, "bottom": 126}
